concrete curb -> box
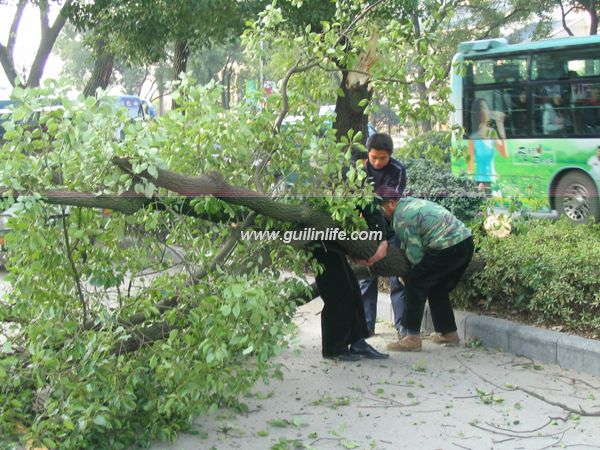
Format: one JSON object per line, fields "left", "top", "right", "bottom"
{"left": 377, "top": 291, "right": 600, "bottom": 376}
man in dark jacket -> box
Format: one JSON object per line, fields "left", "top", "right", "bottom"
{"left": 354, "top": 133, "right": 407, "bottom": 338}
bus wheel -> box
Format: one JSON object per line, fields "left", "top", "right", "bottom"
{"left": 555, "top": 172, "right": 600, "bottom": 224}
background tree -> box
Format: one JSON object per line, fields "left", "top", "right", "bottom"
{"left": 555, "top": 0, "right": 598, "bottom": 35}
{"left": 66, "top": 0, "right": 258, "bottom": 97}
{"left": 0, "top": 0, "right": 72, "bottom": 88}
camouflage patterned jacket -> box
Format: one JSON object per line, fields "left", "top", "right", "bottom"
{"left": 391, "top": 197, "right": 471, "bottom": 266}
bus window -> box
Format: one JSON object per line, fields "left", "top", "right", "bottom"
{"left": 571, "top": 82, "right": 600, "bottom": 135}
{"left": 565, "top": 48, "right": 600, "bottom": 78}
{"left": 467, "top": 57, "right": 527, "bottom": 86}
{"left": 532, "top": 54, "right": 567, "bottom": 80}
{"left": 464, "top": 87, "right": 522, "bottom": 137}
{"left": 533, "top": 47, "right": 600, "bottom": 80}
{"left": 534, "top": 85, "right": 572, "bottom": 135}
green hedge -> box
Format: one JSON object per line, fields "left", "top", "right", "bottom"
{"left": 403, "top": 158, "right": 485, "bottom": 223}
{"left": 454, "top": 219, "right": 600, "bottom": 335}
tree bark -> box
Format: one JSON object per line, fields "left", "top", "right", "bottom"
{"left": 589, "top": 0, "right": 598, "bottom": 35}
{"left": 334, "top": 33, "right": 377, "bottom": 144}
{"left": 83, "top": 41, "right": 115, "bottom": 97}
{"left": 221, "top": 56, "right": 233, "bottom": 109}
{"left": 112, "top": 157, "right": 410, "bottom": 277}
{"left": 335, "top": 70, "right": 371, "bottom": 144}
{"left": 171, "top": 40, "right": 190, "bottom": 110}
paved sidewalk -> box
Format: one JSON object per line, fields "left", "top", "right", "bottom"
{"left": 150, "top": 299, "right": 600, "bottom": 450}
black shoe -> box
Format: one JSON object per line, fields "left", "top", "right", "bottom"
{"left": 368, "top": 329, "right": 376, "bottom": 337}
{"left": 323, "top": 350, "right": 361, "bottom": 361}
{"left": 350, "top": 339, "right": 389, "bottom": 359}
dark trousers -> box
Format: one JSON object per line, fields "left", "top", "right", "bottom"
{"left": 360, "top": 276, "right": 405, "bottom": 331}
{"left": 312, "top": 242, "right": 369, "bottom": 357}
{"left": 402, "top": 237, "right": 474, "bottom": 334}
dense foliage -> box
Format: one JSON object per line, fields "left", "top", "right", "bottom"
{"left": 400, "top": 158, "right": 486, "bottom": 222}
{"left": 454, "top": 219, "right": 600, "bottom": 335}
{"left": 0, "top": 75, "right": 379, "bottom": 448}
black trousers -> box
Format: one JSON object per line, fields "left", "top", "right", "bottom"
{"left": 312, "top": 242, "right": 369, "bottom": 357}
{"left": 402, "top": 236, "right": 474, "bottom": 334}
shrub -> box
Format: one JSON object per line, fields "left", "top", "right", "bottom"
{"left": 398, "top": 130, "right": 453, "bottom": 163}
{"left": 402, "top": 158, "right": 485, "bottom": 223}
{"left": 454, "top": 219, "right": 600, "bottom": 334}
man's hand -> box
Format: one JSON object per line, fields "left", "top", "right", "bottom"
{"left": 369, "top": 239, "right": 388, "bottom": 264}
{"left": 352, "top": 241, "right": 388, "bottom": 267}
{"left": 360, "top": 240, "right": 388, "bottom": 266}
{"left": 354, "top": 258, "right": 371, "bottom": 267}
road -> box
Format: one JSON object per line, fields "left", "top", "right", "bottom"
{"left": 150, "top": 299, "right": 600, "bottom": 450}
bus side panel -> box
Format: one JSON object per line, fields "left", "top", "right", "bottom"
{"left": 452, "top": 137, "right": 599, "bottom": 211}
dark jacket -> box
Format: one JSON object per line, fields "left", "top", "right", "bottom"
{"left": 352, "top": 155, "right": 407, "bottom": 241}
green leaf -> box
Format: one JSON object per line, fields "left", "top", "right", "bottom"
{"left": 93, "top": 415, "right": 108, "bottom": 427}
{"left": 267, "top": 418, "right": 289, "bottom": 427}
{"left": 221, "top": 304, "right": 232, "bottom": 316}
{"left": 341, "top": 439, "right": 359, "bottom": 449}
{"left": 64, "top": 417, "right": 75, "bottom": 431}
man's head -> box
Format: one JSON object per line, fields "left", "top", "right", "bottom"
{"left": 366, "top": 133, "right": 394, "bottom": 169}
{"left": 376, "top": 185, "right": 401, "bottom": 220}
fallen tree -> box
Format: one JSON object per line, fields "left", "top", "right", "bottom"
{"left": 0, "top": 78, "right": 415, "bottom": 448}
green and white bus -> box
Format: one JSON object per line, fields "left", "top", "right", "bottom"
{"left": 450, "top": 35, "right": 600, "bottom": 223}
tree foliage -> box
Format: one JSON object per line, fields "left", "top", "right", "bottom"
{"left": 0, "top": 71, "right": 412, "bottom": 447}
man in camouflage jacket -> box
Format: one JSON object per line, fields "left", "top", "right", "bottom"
{"left": 375, "top": 186, "right": 474, "bottom": 351}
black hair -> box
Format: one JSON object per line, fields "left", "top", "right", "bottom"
{"left": 470, "top": 98, "right": 488, "bottom": 133}
{"left": 366, "top": 133, "right": 394, "bottom": 154}
{"left": 375, "top": 185, "right": 401, "bottom": 202}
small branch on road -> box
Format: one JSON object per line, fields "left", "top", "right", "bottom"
{"left": 484, "top": 417, "right": 559, "bottom": 435}
{"left": 456, "top": 352, "right": 600, "bottom": 417}
{"left": 451, "top": 443, "right": 473, "bottom": 450}
{"left": 517, "top": 386, "right": 600, "bottom": 417}
{"left": 470, "top": 422, "right": 574, "bottom": 440}
{"left": 553, "top": 374, "right": 600, "bottom": 391}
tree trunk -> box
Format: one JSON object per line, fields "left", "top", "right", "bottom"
{"left": 172, "top": 40, "right": 190, "bottom": 109}
{"left": 83, "top": 42, "right": 114, "bottom": 97}
{"left": 173, "top": 40, "right": 190, "bottom": 79}
{"left": 334, "top": 70, "right": 371, "bottom": 144}
{"left": 221, "top": 56, "right": 233, "bottom": 109}
{"left": 111, "top": 157, "right": 410, "bottom": 277}
{"left": 415, "top": 68, "right": 432, "bottom": 133}
{"left": 590, "top": 0, "right": 598, "bottom": 35}
{"left": 0, "top": 45, "right": 19, "bottom": 87}
{"left": 334, "top": 33, "right": 377, "bottom": 144}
